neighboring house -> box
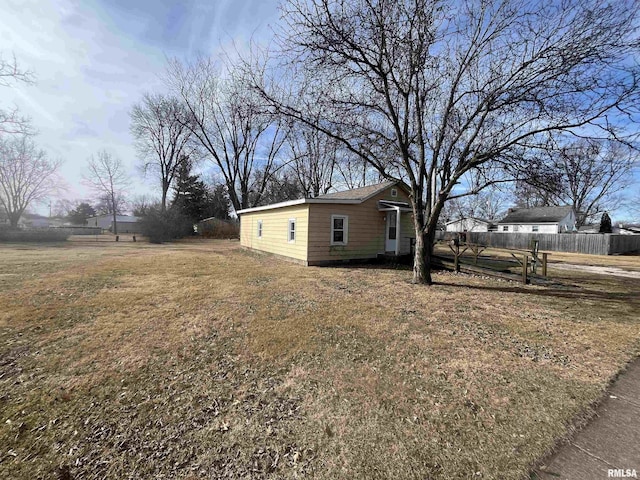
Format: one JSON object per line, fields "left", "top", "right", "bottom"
{"left": 238, "top": 180, "right": 415, "bottom": 265}
{"left": 445, "top": 217, "right": 494, "bottom": 232}
{"left": 86, "top": 215, "right": 142, "bottom": 233}
{"left": 18, "top": 213, "right": 66, "bottom": 228}
{"left": 497, "top": 206, "right": 576, "bottom": 233}
{"left": 579, "top": 224, "right": 640, "bottom": 235}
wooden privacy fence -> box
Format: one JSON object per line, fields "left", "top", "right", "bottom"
{"left": 435, "top": 232, "right": 640, "bottom": 255}
{"left": 56, "top": 226, "right": 102, "bottom": 235}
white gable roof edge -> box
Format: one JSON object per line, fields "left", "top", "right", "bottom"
{"left": 237, "top": 198, "right": 365, "bottom": 215}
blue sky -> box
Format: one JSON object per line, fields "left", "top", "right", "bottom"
{"left": 0, "top": 0, "right": 280, "bottom": 212}
{"left": 1, "top": 0, "right": 638, "bottom": 220}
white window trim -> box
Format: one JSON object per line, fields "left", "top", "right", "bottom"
{"left": 257, "top": 220, "right": 263, "bottom": 238}
{"left": 502, "top": 225, "right": 509, "bottom": 232}
{"left": 331, "top": 215, "right": 349, "bottom": 246}
{"left": 288, "top": 218, "right": 296, "bottom": 243}
{"left": 532, "top": 225, "right": 539, "bottom": 232}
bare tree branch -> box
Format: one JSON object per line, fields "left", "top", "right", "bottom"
{"left": 165, "top": 53, "right": 288, "bottom": 212}
{"left": 0, "top": 134, "right": 62, "bottom": 227}
{"left": 82, "top": 151, "right": 130, "bottom": 234}
{"left": 130, "top": 93, "right": 195, "bottom": 212}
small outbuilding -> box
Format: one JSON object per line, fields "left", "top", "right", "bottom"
{"left": 238, "top": 181, "right": 415, "bottom": 265}
{"left": 86, "top": 215, "right": 142, "bottom": 234}
{"left": 497, "top": 206, "right": 575, "bottom": 233}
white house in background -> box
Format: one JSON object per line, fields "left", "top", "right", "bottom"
{"left": 445, "top": 217, "right": 494, "bottom": 232}
{"left": 86, "top": 215, "right": 141, "bottom": 233}
{"left": 497, "top": 206, "right": 576, "bottom": 233}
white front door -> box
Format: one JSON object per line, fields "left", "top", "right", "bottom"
{"left": 385, "top": 211, "right": 397, "bottom": 252}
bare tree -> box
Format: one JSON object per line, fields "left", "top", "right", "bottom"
{"left": 130, "top": 193, "right": 159, "bottom": 217}
{"left": 1, "top": 52, "right": 35, "bottom": 135}
{"left": 166, "top": 55, "right": 288, "bottom": 212}
{"left": 51, "top": 198, "right": 76, "bottom": 218}
{"left": 517, "top": 139, "right": 636, "bottom": 226}
{"left": 83, "top": 150, "right": 130, "bottom": 234}
{"left": 286, "top": 121, "right": 338, "bottom": 197}
{"left": 631, "top": 194, "right": 640, "bottom": 222}
{"left": 0, "top": 134, "right": 62, "bottom": 228}
{"left": 443, "top": 185, "right": 509, "bottom": 223}
{"left": 130, "top": 93, "right": 196, "bottom": 212}
{"left": 253, "top": 0, "right": 640, "bottom": 284}
{"left": 93, "top": 192, "right": 127, "bottom": 216}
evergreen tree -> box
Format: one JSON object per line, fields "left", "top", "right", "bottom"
{"left": 172, "top": 162, "right": 206, "bottom": 221}
{"left": 67, "top": 202, "right": 96, "bottom": 225}
{"left": 171, "top": 163, "right": 231, "bottom": 222}
{"left": 599, "top": 212, "right": 612, "bottom": 233}
{"left": 203, "top": 184, "right": 231, "bottom": 220}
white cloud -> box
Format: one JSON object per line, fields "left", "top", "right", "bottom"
{"left": 0, "top": 0, "right": 280, "bottom": 212}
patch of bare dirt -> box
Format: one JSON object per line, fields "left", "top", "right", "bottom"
{"left": 552, "top": 263, "right": 640, "bottom": 279}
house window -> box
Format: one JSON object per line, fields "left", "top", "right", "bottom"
{"left": 257, "top": 220, "right": 263, "bottom": 238}
{"left": 288, "top": 219, "right": 296, "bottom": 243}
{"left": 331, "top": 215, "right": 348, "bottom": 245}
{"left": 391, "top": 188, "right": 398, "bottom": 197}
{"left": 502, "top": 226, "right": 509, "bottom": 232}
{"left": 532, "top": 225, "right": 539, "bottom": 232}
{"left": 514, "top": 225, "right": 520, "bottom": 232}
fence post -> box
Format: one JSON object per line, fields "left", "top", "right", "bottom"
{"left": 454, "top": 241, "right": 460, "bottom": 272}
{"left": 522, "top": 254, "right": 528, "bottom": 284}
{"left": 542, "top": 253, "right": 548, "bottom": 277}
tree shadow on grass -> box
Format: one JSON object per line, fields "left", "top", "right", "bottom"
{"left": 431, "top": 278, "right": 640, "bottom": 319}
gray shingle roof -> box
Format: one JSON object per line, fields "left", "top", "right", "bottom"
{"left": 498, "top": 206, "right": 574, "bottom": 224}
{"left": 314, "top": 180, "right": 398, "bottom": 201}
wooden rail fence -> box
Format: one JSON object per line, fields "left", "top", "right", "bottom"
{"left": 436, "top": 232, "right": 640, "bottom": 255}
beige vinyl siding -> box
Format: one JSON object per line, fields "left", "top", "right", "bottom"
{"left": 307, "top": 187, "right": 413, "bottom": 264}
{"left": 240, "top": 205, "right": 309, "bottom": 262}
{"left": 399, "top": 212, "right": 414, "bottom": 254}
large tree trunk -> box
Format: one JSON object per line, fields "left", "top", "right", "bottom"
{"left": 9, "top": 213, "right": 20, "bottom": 229}
{"left": 412, "top": 229, "right": 427, "bottom": 284}
{"left": 161, "top": 184, "right": 168, "bottom": 213}
{"left": 412, "top": 192, "right": 443, "bottom": 285}
{"left": 412, "top": 227, "right": 435, "bottom": 285}
{"left": 111, "top": 193, "right": 118, "bottom": 235}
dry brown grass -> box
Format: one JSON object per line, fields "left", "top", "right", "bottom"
{"left": 1, "top": 239, "right": 639, "bottom": 479}
{"left": 434, "top": 242, "right": 640, "bottom": 271}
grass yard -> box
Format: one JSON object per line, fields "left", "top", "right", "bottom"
{"left": 434, "top": 242, "right": 640, "bottom": 272}
{"left": 1, "top": 239, "right": 639, "bottom": 479}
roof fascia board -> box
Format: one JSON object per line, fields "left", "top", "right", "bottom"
{"left": 237, "top": 197, "right": 366, "bottom": 215}
{"left": 236, "top": 199, "right": 308, "bottom": 215}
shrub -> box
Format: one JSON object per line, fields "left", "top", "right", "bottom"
{"left": 0, "top": 228, "right": 69, "bottom": 243}
{"left": 197, "top": 218, "right": 240, "bottom": 239}
{"left": 138, "top": 208, "right": 194, "bottom": 243}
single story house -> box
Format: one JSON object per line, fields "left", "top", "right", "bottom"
{"left": 237, "top": 180, "right": 415, "bottom": 265}
{"left": 445, "top": 217, "right": 494, "bottom": 232}
{"left": 17, "top": 214, "right": 66, "bottom": 228}
{"left": 86, "top": 215, "right": 142, "bottom": 234}
{"left": 497, "top": 206, "right": 576, "bottom": 233}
